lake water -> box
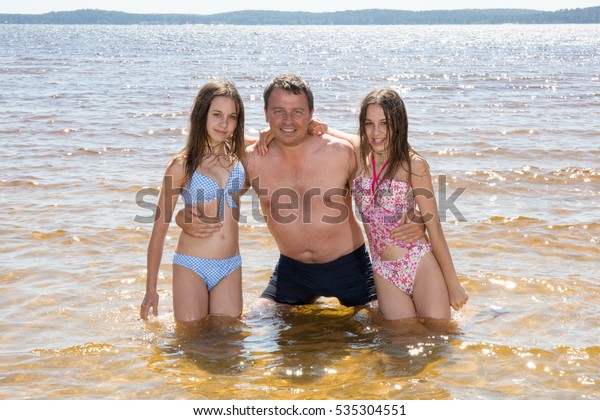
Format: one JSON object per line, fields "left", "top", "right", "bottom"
{"left": 0, "top": 24, "right": 598, "bottom": 400}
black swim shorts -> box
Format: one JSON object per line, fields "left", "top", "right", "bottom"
{"left": 260, "top": 244, "right": 377, "bottom": 307}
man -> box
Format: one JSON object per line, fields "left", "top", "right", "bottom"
{"left": 177, "top": 74, "right": 422, "bottom": 308}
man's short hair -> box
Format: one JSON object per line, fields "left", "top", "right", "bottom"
{"left": 263, "top": 74, "right": 314, "bottom": 111}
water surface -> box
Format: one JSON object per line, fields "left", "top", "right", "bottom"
{"left": 0, "top": 24, "right": 598, "bottom": 400}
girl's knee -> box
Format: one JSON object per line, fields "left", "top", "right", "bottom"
{"left": 419, "top": 308, "right": 451, "bottom": 320}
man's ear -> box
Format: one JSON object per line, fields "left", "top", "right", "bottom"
{"left": 264, "top": 107, "right": 269, "bottom": 123}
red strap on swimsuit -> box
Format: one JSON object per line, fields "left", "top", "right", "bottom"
{"left": 371, "top": 153, "right": 390, "bottom": 195}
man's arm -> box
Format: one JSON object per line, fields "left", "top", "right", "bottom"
{"left": 174, "top": 205, "right": 222, "bottom": 238}
{"left": 389, "top": 211, "right": 427, "bottom": 243}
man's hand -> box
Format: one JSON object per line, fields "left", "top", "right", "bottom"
{"left": 175, "top": 205, "right": 222, "bottom": 238}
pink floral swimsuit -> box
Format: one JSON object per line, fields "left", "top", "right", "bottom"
{"left": 352, "top": 158, "right": 432, "bottom": 296}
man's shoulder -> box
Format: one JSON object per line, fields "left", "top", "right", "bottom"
{"left": 243, "top": 142, "right": 274, "bottom": 178}
{"left": 244, "top": 143, "right": 262, "bottom": 163}
{"left": 242, "top": 143, "right": 257, "bottom": 173}
{"left": 320, "top": 134, "right": 354, "bottom": 153}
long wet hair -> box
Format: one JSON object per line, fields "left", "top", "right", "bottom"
{"left": 182, "top": 80, "right": 245, "bottom": 184}
{"left": 358, "top": 88, "right": 419, "bottom": 184}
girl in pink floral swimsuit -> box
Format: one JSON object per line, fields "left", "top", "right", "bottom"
{"left": 352, "top": 153, "right": 432, "bottom": 297}
{"left": 328, "top": 89, "right": 468, "bottom": 320}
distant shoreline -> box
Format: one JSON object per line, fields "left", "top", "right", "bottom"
{"left": 1, "top": 7, "right": 599, "bottom": 24}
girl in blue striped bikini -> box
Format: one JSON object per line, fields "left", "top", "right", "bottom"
{"left": 140, "top": 81, "right": 248, "bottom": 322}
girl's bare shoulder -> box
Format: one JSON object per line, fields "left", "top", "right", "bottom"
{"left": 164, "top": 153, "right": 187, "bottom": 180}
{"left": 410, "top": 152, "right": 431, "bottom": 177}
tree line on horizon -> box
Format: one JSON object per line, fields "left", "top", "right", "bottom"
{"left": 1, "top": 7, "right": 599, "bottom": 24}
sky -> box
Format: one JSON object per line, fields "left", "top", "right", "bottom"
{"left": 1, "top": 0, "right": 599, "bottom": 15}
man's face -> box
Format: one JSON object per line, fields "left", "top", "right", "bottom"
{"left": 265, "top": 88, "right": 313, "bottom": 146}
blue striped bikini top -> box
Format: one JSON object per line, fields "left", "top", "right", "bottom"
{"left": 181, "top": 160, "right": 245, "bottom": 219}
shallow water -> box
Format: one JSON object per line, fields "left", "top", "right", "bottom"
{"left": 0, "top": 24, "right": 598, "bottom": 400}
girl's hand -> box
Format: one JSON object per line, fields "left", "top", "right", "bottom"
{"left": 448, "top": 281, "right": 468, "bottom": 311}
{"left": 140, "top": 290, "right": 159, "bottom": 320}
{"left": 308, "top": 118, "right": 328, "bottom": 136}
{"left": 257, "top": 128, "right": 275, "bottom": 156}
